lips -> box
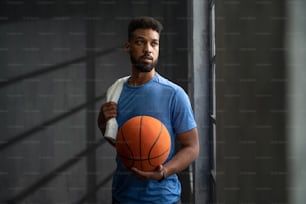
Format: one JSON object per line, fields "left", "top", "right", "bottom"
{"left": 141, "top": 56, "right": 153, "bottom": 63}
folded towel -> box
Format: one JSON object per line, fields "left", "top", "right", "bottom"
{"left": 104, "top": 76, "right": 129, "bottom": 143}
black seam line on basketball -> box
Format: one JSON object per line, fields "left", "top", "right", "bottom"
{"left": 120, "top": 127, "right": 134, "bottom": 168}
{"left": 117, "top": 148, "right": 170, "bottom": 161}
{"left": 139, "top": 116, "right": 143, "bottom": 170}
{"left": 148, "top": 121, "right": 163, "bottom": 167}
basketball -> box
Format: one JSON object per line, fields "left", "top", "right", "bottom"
{"left": 116, "top": 115, "right": 171, "bottom": 171}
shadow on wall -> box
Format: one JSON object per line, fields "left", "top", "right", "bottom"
{"left": 0, "top": 47, "right": 119, "bottom": 203}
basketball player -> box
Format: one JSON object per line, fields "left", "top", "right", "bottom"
{"left": 98, "top": 16, "right": 199, "bottom": 204}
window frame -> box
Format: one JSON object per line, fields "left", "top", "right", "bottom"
{"left": 208, "top": 0, "right": 216, "bottom": 203}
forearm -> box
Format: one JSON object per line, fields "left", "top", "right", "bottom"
{"left": 163, "top": 128, "right": 199, "bottom": 177}
{"left": 129, "top": 128, "right": 199, "bottom": 181}
{"left": 164, "top": 145, "right": 199, "bottom": 177}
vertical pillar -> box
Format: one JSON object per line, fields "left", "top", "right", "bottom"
{"left": 287, "top": 1, "right": 306, "bottom": 203}
{"left": 188, "top": 0, "right": 210, "bottom": 203}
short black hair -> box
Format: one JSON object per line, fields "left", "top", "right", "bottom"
{"left": 128, "top": 16, "right": 163, "bottom": 41}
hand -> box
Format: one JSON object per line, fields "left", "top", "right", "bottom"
{"left": 130, "top": 165, "right": 165, "bottom": 181}
{"left": 97, "top": 102, "right": 117, "bottom": 133}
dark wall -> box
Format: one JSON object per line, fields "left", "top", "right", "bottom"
{"left": 0, "top": 1, "right": 190, "bottom": 203}
{"left": 215, "top": 1, "right": 288, "bottom": 203}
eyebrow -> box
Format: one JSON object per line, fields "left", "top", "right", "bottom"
{"left": 133, "top": 36, "right": 159, "bottom": 42}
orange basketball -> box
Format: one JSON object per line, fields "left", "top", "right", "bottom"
{"left": 116, "top": 115, "right": 171, "bottom": 171}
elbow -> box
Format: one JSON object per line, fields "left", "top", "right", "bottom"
{"left": 193, "top": 143, "right": 200, "bottom": 160}
{"left": 192, "top": 131, "right": 200, "bottom": 161}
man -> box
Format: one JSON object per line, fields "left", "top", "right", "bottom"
{"left": 98, "top": 16, "right": 199, "bottom": 204}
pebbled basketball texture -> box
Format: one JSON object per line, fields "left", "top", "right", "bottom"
{"left": 116, "top": 115, "right": 171, "bottom": 171}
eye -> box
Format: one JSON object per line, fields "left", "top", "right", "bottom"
{"left": 135, "top": 39, "right": 145, "bottom": 45}
{"left": 151, "top": 41, "right": 159, "bottom": 47}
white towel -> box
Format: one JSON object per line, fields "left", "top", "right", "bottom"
{"left": 103, "top": 76, "right": 129, "bottom": 143}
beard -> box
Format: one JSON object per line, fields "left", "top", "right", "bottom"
{"left": 130, "top": 55, "right": 158, "bottom": 72}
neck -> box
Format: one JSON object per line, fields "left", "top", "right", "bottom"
{"left": 128, "top": 69, "right": 156, "bottom": 86}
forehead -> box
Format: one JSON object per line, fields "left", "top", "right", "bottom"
{"left": 131, "top": 28, "right": 160, "bottom": 41}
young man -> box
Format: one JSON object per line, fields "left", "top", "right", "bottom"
{"left": 98, "top": 16, "right": 199, "bottom": 204}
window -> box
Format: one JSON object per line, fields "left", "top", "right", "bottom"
{"left": 208, "top": 0, "right": 216, "bottom": 202}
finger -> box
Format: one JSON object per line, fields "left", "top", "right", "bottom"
{"left": 130, "top": 167, "right": 140, "bottom": 174}
{"left": 105, "top": 110, "right": 117, "bottom": 120}
{"left": 104, "top": 101, "right": 117, "bottom": 108}
{"left": 97, "top": 103, "right": 117, "bottom": 127}
{"left": 101, "top": 102, "right": 116, "bottom": 111}
{"left": 156, "top": 165, "right": 163, "bottom": 171}
{"left": 102, "top": 103, "right": 117, "bottom": 120}
{"left": 130, "top": 167, "right": 146, "bottom": 180}
{"left": 103, "top": 106, "right": 117, "bottom": 115}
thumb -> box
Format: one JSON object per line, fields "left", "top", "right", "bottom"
{"left": 157, "top": 164, "right": 163, "bottom": 171}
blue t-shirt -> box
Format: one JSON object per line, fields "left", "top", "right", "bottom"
{"left": 112, "top": 73, "right": 197, "bottom": 204}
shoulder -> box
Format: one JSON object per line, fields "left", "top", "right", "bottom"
{"left": 107, "top": 76, "right": 129, "bottom": 91}
{"left": 112, "top": 76, "right": 130, "bottom": 86}
{"left": 153, "top": 73, "right": 185, "bottom": 93}
{"left": 154, "top": 74, "right": 193, "bottom": 106}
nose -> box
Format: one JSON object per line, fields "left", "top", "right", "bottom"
{"left": 143, "top": 42, "right": 152, "bottom": 53}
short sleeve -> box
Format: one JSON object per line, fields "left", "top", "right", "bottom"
{"left": 171, "top": 87, "right": 197, "bottom": 134}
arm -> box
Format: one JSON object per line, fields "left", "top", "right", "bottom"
{"left": 131, "top": 127, "right": 199, "bottom": 181}
{"left": 163, "top": 127, "right": 199, "bottom": 178}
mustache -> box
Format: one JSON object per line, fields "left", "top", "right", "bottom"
{"left": 141, "top": 54, "right": 153, "bottom": 60}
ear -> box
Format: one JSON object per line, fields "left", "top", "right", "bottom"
{"left": 124, "top": 42, "right": 130, "bottom": 52}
